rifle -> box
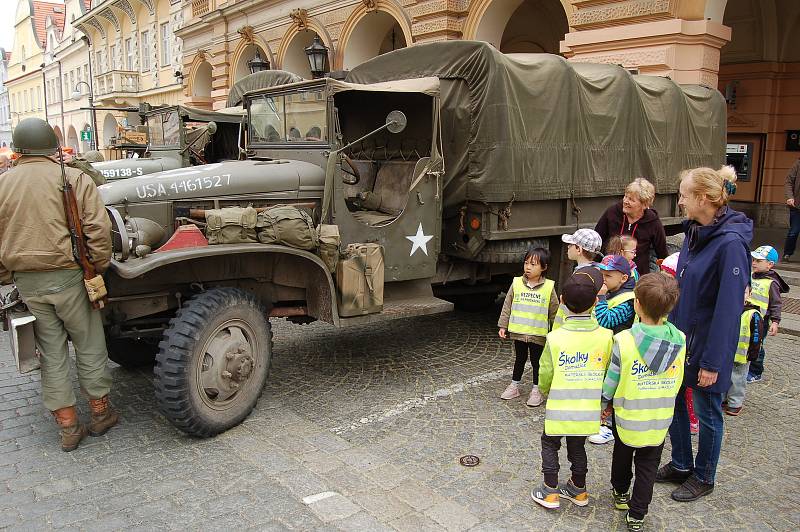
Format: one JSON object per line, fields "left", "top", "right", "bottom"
{"left": 58, "top": 146, "right": 107, "bottom": 310}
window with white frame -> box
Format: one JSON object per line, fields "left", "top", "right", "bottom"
{"left": 76, "top": 66, "right": 82, "bottom": 86}
{"left": 140, "top": 31, "right": 150, "bottom": 71}
{"left": 95, "top": 50, "right": 103, "bottom": 73}
{"left": 69, "top": 72, "right": 75, "bottom": 97}
{"left": 109, "top": 45, "right": 116, "bottom": 70}
{"left": 36, "top": 87, "right": 41, "bottom": 110}
{"left": 160, "top": 23, "right": 170, "bottom": 66}
{"left": 125, "top": 38, "right": 133, "bottom": 70}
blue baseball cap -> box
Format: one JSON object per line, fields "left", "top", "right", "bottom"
{"left": 597, "top": 254, "right": 632, "bottom": 275}
{"left": 751, "top": 245, "right": 779, "bottom": 264}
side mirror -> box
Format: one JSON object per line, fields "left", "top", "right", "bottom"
{"left": 386, "top": 110, "right": 407, "bottom": 133}
{"left": 206, "top": 121, "right": 217, "bottom": 135}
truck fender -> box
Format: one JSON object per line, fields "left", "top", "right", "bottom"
{"left": 109, "top": 244, "right": 342, "bottom": 326}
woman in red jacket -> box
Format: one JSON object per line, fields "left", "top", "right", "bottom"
{"left": 595, "top": 178, "right": 668, "bottom": 274}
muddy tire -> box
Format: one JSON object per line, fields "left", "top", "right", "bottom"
{"left": 154, "top": 288, "right": 272, "bottom": 437}
{"left": 107, "top": 338, "right": 158, "bottom": 368}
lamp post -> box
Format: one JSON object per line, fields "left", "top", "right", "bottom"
{"left": 247, "top": 49, "right": 270, "bottom": 74}
{"left": 304, "top": 35, "right": 329, "bottom": 79}
{"left": 72, "top": 80, "right": 97, "bottom": 151}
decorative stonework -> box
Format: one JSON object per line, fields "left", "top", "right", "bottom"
{"left": 111, "top": 0, "right": 136, "bottom": 26}
{"left": 86, "top": 18, "right": 106, "bottom": 40}
{"left": 130, "top": 0, "right": 155, "bottom": 16}
{"left": 701, "top": 47, "right": 721, "bottom": 71}
{"left": 289, "top": 9, "right": 309, "bottom": 29}
{"left": 571, "top": 0, "right": 673, "bottom": 29}
{"left": 99, "top": 8, "right": 121, "bottom": 33}
{"left": 412, "top": 16, "right": 463, "bottom": 39}
{"left": 362, "top": 0, "right": 377, "bottom": 12}
{"left": 172, "top": 10, "right": 184, "bottom": 69}
{"left": 409, "top": 0, "right": 469, "bottom": 20}
{"left": 237, "top": 25, "right": 256, "bottom": 44}
{"left": 568, "top": 48, "right": 670, "bottom": 69}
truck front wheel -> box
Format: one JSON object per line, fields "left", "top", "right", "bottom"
{"left": 154, "top": 288, "right": 272, "bottom": 437}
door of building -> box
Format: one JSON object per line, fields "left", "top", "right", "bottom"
{"left": 725, "top": 133, "right": 764, "bottom": 203}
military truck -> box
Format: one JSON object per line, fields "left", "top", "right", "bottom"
{"left": 4, "top": 42, "right": 725, "bottom": 438}
{"left": 91, "top": 71, "right": 302, "bottom": 182}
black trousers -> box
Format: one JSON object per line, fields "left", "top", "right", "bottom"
{"left": 610, "top": 419, "right": 664, "bottom": 520}
{"left": 513, "top": 341, "right": 544, "bottom": 383}
{"left": 541, "top": 431, "right": 587, "bottom": 488}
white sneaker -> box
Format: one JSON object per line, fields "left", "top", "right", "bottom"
{"left": 500, "top": 383, "right": 521, "bottom": 400}
{"left": 526, "top": 387, "right": 544, "bottom": 407}
{"left": 588, "top": 425, "right": 614, "bottom": 445}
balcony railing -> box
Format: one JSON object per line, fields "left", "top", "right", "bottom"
{"left": 191, "top": 0, "right": 214, "bottom": 18}
{"left": 94, "top": 70, "right": 140, "bottom": 97}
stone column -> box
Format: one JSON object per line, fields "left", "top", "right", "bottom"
{"left": 562, "top": 0, "right": 731, "bottom": 87}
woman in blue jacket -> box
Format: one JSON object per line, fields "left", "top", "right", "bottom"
{"left": 655, "top": 166, "right": 752, "bottom": 502}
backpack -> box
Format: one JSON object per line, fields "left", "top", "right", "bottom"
{"left": 256, "top": 205, "right": 319, "bottom": 250}
{"left": 205, "top": 206, "right": 258, "bottom": 244}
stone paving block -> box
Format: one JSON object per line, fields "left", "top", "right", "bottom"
{"left": 424, "top": 500, "right": 480, "bottom": 532}
{"left": 391, "top": 480, "right": 449, "bottom": 511}
{"left": 388, "top": 512, "right": 447, "bottom": 532}
{"left": 349, "top": 490, "right": 414, "bottom": 521}
{"left": 303, "top": 492, "right": 361, "bottom": 522}
{"left": 334, "top": 511, "right": 394, "bottom": 532}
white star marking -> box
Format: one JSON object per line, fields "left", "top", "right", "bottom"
{"left": 406, "top": 223, "right": 434, "bottom": 256}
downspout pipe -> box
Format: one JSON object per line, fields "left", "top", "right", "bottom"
{"left": 39, "top": 63, "right": 48, "bottom": 123}
{"left": 57, "top": 60, "right": 65, "bottom": 142}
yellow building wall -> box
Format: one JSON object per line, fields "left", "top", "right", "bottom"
{"left": 7, "top": 0, "right": 47, "bottom": 127}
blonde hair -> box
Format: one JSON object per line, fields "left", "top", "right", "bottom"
{"left": 680, "top": 165, "right": 737, "bottom": 208}
{"left": 606, "top": 234, "right": 637, "bottom": 255}
{"left": 625, "top": 178, "right": 656, "bottom": 208}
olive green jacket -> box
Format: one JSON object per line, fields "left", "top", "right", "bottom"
{"left": 0, "top": 156, "right": 111, "bottom": 284}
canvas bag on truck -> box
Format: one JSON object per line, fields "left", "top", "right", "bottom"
{"left": 336, "top": 243, "right": 384, "bottom": 317}
{"left": 257, "top": 205, "right": 319, "bottom": 250}
{"left": 205, "top": 206, "right": 258, "bottom": 244}
{"left": 317, "top": 224, "right": 341, "bottom": 274}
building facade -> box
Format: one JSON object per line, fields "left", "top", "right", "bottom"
{"left": 71, "top": 0, "right": 184, "bottom": 156}
{"left": 7, "top": 0, "right": 66, "bottom": 131}
{"left": 176, "top": 0, "right": 798, "bottom": 224}
{"left": 42, "top": 0, "right": 95, "bottom": 154}
{"left": 0, "top": 49, "right": 11, "bottom": 147}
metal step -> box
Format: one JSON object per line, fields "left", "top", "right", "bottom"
{"left": 338, "top": 295, "right": 454, "bottom": 328}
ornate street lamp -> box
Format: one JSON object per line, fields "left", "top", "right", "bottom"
{"left": 247, "top": 49, "right": 270, "bottom": 74}
{"left": 304, "top": 35, "right": 329, "bottom": 79}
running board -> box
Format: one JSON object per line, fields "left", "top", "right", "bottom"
{"left": 337, "top": 280, "right": 453, "bottom": 328}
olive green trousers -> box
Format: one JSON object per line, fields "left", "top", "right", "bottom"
{"left": 14, "top": 269, "right": 111, "bottom": 412}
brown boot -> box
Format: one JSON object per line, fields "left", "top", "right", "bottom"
{"left": 52, "top": 406, "right": 87, "bottom": 452}
{"left": 88, "top": 395, "right": 119, "bottom": 436}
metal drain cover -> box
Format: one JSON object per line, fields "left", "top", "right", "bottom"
{"left": 459, "top": 455, "right": 480, "bottom": 467}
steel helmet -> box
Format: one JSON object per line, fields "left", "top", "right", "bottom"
{"left": 12, "top": 118, "right": 59, "bottom": 155}
{"left": 83, "top": 150, "right": 105, "bottom": 163}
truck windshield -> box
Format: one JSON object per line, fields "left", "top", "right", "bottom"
{"left": 147, "top": 110, "right": 181, "bottom": 148}
{"left": 249, "top": 88, "right": 327, "bottom": 144}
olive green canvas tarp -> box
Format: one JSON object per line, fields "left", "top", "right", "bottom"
{"left": 346, "top": 41, "right": 726, "bottom": 209}
{"left": 227, "top": 70, "right": 304, "bottom": 107}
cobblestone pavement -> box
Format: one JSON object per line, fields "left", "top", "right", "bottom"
{"left": 1, "top": 305, "right": 798, "bottom": 531}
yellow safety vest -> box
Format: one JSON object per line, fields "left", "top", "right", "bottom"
{"left": 734, "top": 308, "right": 759, "bottom": 365}
{"left": 613, "top": 330, "right": 685, "bottom": 448}
{"left": 748, "top": 277, "right": 772, "bottom": 314}
{"left": 607, "top": 290, "right": 635, "bottom": 309}
{"left": 553, "top": 304, "right": 598, "bottom": 331}
{"left": 507, "top": 277, "right": 554, "bottom": 337}
{"left": 543, "top": 322, "right": 613, "bottom": 436}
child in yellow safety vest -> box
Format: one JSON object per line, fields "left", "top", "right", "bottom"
{"left": 552, "top": 228, "right": 603, "bottom": 330}
{"left": 723, "top": 286, "right": 764, "bottom": 416}
{"left": 600, "top": 273, "right": 686, "bottom": 531}
{"left": 532, "top": 267, "right": 612, "bottom": 510}
{"left": 746, "top": 245, "right": 789, "bottom": 384}
{"left": 498, "top": 247, "right": 559, "bottom": 407}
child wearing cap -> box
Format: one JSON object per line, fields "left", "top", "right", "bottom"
{"left": 552, "top": 228, "right": 603, "bottom": 330}
{"left": 587, "top": 255, "right": 637, "bottom": 446}
{"left": 746, "top": 245, "right": 789, "bottom": 384}
{"left": 497, "top": 247, "right": 559, "bottom": 407}
{"left": 596, "top": 255, "right": 636, "bottom": 334}
{"left": 532, "top": 268, "right": 613, "bottom": 510}
{"left": 723, "top": 286, "right": 764, "bottom": 416}
{"left": 600, "top": 273, "right": 686, "bottom": 531}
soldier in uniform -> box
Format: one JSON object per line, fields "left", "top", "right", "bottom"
{"left": 0, "top": 118, "right": 118, "bottom": 452}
